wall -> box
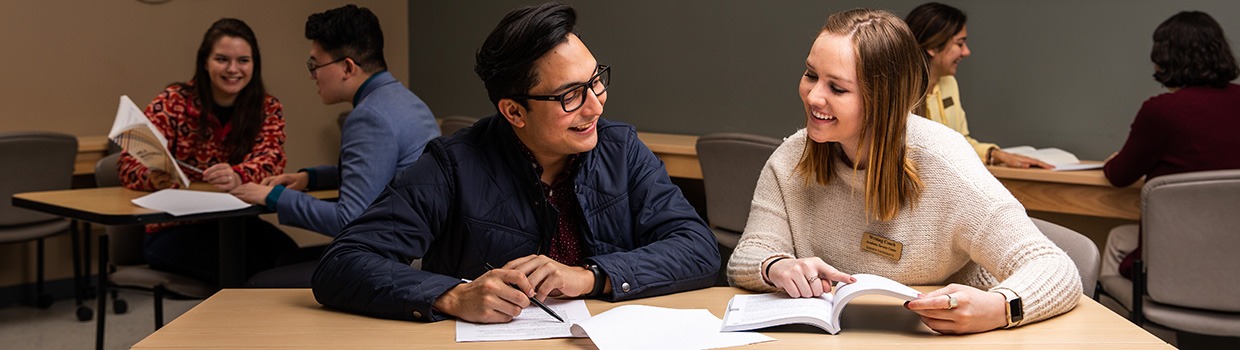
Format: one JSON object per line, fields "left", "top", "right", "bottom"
{"left": 0, "top": 0, "right": 408, "bottom": 290}
{"left": 408, "top": 0, "right": 1239, "bottom": 160}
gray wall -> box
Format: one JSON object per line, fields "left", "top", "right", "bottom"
{"left": 409, "top": 1, "right": 1240, "bottom": 160}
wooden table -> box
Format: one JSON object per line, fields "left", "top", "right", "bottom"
{"left": 986, "top": 166, "right": 1141, "bottom": 220}
{"left": 638, "top": 131, "right": 1140, "bottom": 220}
{"left": 132, "top": 287, "right": 1171, "bottom": 349}
{"left": 11, "top": 185, "right": 338, "bottom": 287}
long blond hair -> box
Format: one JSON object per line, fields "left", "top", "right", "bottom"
{"left": 796, "top": 8, "right": 927, "bottom": 221}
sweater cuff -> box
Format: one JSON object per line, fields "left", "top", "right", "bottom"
{"left": 299, "top": 168, "right": 318, "bottom": 191}
{"left": 265, "top": 185, "right": 286, "bottom": 211}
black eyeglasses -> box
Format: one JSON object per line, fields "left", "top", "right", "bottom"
{"left": 509, "top": 65, "right": 610, "bottom": 113}
{"left": 306, "top": 56, "right": 349, "bottom": 77}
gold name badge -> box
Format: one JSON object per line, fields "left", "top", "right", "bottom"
{"left": 861, "top": 232, "right": 903, "bottom": 261}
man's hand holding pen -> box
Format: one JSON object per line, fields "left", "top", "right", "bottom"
{"left": 434, "top": 268, "right": 536, "bottom": 324}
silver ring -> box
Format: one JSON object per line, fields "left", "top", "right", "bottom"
{"left": 946, "top": 294, "right": 958, "bottom": 310}
{"left": 807, "top": 276, "right": 819, "bottom": 283}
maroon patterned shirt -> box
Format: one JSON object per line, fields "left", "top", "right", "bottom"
{"left": 515, "top": 136, "right": 587, "bottom": 266}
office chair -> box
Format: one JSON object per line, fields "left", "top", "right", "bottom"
{"left": 0, "top": 131, "right": 82, "bottom": 310}
{"left": 1096, "top": 169, "right": 1240, "bottom": 337}
{"left": 93, "top": 152, "right": 216, "bottom": 333}
{"left": 439, "top": 115, "right": 479, "bottom": 137}
{"left": 695, "top": 133, "right": 782, "bottom": 285}
{"left": 1031, "top": 218, "right": 1100, "bottom": 297}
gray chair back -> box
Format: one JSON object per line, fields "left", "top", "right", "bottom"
{"left": 1142, "top": 169, "right": 1240, "bottom": 311}
{"left": 439, "top": 115, "right": 479, "bottom": 137}
{"left": 0, "top": 131, "right": 77, "bottom": 226}
{"left": 695, "top": 133, "right": 782, "bottom": 248}
{"left": 1031, "top": 218, "right": 1099, "bottom": 296}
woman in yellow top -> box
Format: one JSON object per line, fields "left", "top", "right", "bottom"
{"left": 906, "top": 3, "right": 1051, "bottom": 168}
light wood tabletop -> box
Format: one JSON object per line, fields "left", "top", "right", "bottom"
{"left": 133, "top": 287, "right": 1170, "bottom": 349}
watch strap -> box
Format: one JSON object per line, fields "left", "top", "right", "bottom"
{"left": 585, "top": 264, "right": 604, "bottom": 297}
{"left": 993, "top": 288, "right": 1023, "bottom": 328}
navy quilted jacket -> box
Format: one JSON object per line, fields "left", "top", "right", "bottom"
{"left": 312, "top": 115, "right": 719, "bottom": 321}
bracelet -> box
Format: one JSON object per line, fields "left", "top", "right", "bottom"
{"left": 763, "top": 257, "right": 788, "bottom": 284}
{"left": 986, "top": 147, "right": 998, "bottom": 166}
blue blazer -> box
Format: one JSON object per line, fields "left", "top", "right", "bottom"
{"left": 273, "top": 71, "right": 439, "bottom": 236}
{"left": 312, "top": 115, "right": 719, "bottom": 321}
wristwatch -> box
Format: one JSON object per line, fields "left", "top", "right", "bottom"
{"left": 994, "top": 288, "right": 1024, "bottom": 328}
{"left": 585, "top": 263, "right": 605, "bottom": 297}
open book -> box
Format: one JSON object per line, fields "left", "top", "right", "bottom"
{"left": 1001, "top": 146, "right": 1103, "bottom": 171}
{"left": 720, "top": 273, "right": 919, "bottom": 335}
{"left": 108, "top": 95, "right": 190, "bottom": 187}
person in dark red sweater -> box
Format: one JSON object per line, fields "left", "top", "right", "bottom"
{"left": 1102, "top": 11, "right": 1240, "bottom": 280}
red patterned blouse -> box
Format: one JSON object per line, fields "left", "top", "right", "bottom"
{"left": 119, "top": 83, "right": 286, "bottom": 192}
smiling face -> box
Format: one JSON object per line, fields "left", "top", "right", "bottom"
{"left": 929, "top": 25, "right": 970, "bottom": 78}
{"left": 800, "top": 33, "right": 865, "bottom": 154}
{"left": 505, "top": 34, "right": 606, "bottom": 162}
{"left": 206, "top": 36, "right": 253, "bottom": 107}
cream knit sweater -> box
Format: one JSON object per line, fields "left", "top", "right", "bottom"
{"left": 727, "top": 116, "right": 1080, "bottom": 326}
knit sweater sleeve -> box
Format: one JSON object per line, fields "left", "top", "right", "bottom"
{"left": 964, "top": 201, "right": 1081, "bottom": 325}
{"left": 727, "top": 138, "right": 799, "bottom": 291}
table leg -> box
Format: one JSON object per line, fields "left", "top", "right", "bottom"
{"left": 218, "top": 218, "right": 246, "bottom": 288}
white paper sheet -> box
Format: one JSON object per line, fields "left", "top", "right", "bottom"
{"left": 570, "top": 305, "right": 775, "bottom": 350}
{"left": 455, "top": 299, "right": 591, "bottom": 342}
{"left": 131, "top": 189, "right": 252, "bottom": 216}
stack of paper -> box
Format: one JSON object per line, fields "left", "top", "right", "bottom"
{"left": 456, "top": 300, "right": 775, "bottom": 349}
{"left": 132, "top": 189, "right": 252, "bottom": 216}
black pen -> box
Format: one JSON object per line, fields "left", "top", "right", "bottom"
{"left": 485, "top": 263, "right": 565, "bottom": 323}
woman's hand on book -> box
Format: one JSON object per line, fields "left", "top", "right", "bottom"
{"left": 905, "top": 284, "right": 1006, "bottom": 334}
{"left": 203, "top": 163, "right": 242, "bottom": 191}
{"left": 765, "top": 257, "right": 855, "bottom": 298}
{"left": 992, "top": 150, "right": 1054, "bottom": 169}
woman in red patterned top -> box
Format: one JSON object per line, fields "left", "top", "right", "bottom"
{"left": 118, "top": 18, "right": 295, "bottom": 287}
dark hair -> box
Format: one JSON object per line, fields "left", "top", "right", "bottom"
{"left": 905, "top": 2, "right": 965, "bottom": 118}
{"left": 905, "top": 2, "right": 967, "bottom": 59}
{"left": 305, "top": 4, "right": 388, "bottom": 73}
{"left": 183, "top": 18, "right": 267, "bottom": 164}
{"left": 475, "top": 2, "right": 577, "bottom": 111}
{"left": 1151, "top": 11, "right": 1239, "bottom": 88}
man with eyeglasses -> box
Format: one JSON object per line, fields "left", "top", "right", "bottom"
{"left": 230, "top": 5, "right": 439, "bottom": 286}
{"left": 312, "top": 2, "right": 719, "bottom": 323}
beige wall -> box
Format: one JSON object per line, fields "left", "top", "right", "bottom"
{"left": 0, "top": 0, "right": 408, "bottom": 289}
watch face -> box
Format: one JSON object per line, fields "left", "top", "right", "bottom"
{"left": 1009, "top": 298, "right": 1024, "bottom": 322}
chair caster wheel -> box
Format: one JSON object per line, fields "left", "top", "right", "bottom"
{"left": 76, "top": 305, "right": 94, "bottom": 321}
{"left": 37, "top": 294, "right": 54, "bottom": 309}
{"left": 113, "top": 299, "right": 129, "bottom": 314}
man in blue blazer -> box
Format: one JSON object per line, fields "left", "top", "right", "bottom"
{"left": 311, "top": 2, "right": 719, "bottom": 323}
{"left": 231, "top": 5, "right": 439, "bottom": 285}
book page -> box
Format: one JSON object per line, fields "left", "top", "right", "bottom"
{"left": 455, "top": 299, "right": 591, "bottom": 342}
{"left": 572, "top": 305, "right": 774, "bottom": 350}
{"left": 108, "top": 95, "right": 190, "bottom": 188}
{"left": 1002, "top": 146, "right": 1084, "bottom": 167}
{"left": 720, "top": 293, "right": 835, "bottom": 331}
{"left": 830, "top": 273, "right": 921, "bottom": 329}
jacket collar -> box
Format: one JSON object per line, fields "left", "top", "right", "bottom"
{"left": 352, "top": 70, "right": 394, "bottom": 107}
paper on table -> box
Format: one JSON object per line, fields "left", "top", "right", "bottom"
{"left": 570, "top": 305, "right": 775, "bottom": 350}
{"left": 131, "top": 189, "right": 252, "bottom": 216}
{"left": 456, "top": 299, "right": 591, "bottom": 342}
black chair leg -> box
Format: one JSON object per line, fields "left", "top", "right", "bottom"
{"left": 36, "top": 238, "right": 53, "bottom": 308}
{"left": 1132, "top": 259, "right": 1146, "bottom": 325}
{"left": 70, "top": 221, "right": 93, "bottom": 321}
{"left": 154, "top": 286, "right": 165, "bottom": 330}
{"left": 95, "top": 234, "right": 108, "bottom": 350}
